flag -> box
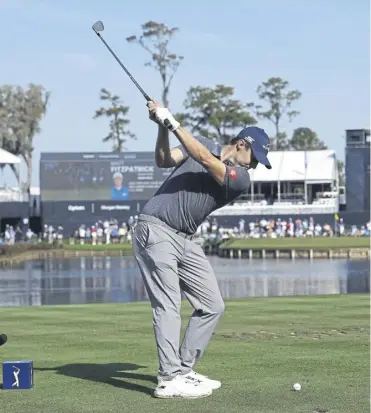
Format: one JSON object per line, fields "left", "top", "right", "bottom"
{"left": 334, "top": 213, "right": 340, "bottom": 221}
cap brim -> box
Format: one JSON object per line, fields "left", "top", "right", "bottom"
{"left": 252, "top": 147, "right": 272, "bottom": 169}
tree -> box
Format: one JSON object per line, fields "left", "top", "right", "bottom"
{"left": 126, "top": 21, "right": 183, "bottom": 107}
{"left": 0, "top": 85, "right": 20, "bottom": 182}
{"left": 176, "top": 85, "right": 256, "bottom": 145}
{"left": 0, "top": 84, "right": 50, "bottom": 195}
{"left": 251, "top": 77, "right": 301, "bottom": 150}
{"left": 290, "top": 127, "right": 327, "bottom": 150}
{"left": 93, "top": 88, "right": 136, "bottom": 152}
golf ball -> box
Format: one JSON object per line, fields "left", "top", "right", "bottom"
{"left": 293, "top": 383, "right": 301, "bottom": 391}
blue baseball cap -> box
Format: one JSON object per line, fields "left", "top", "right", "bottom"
{"left": 235, "top": 126, "right": 272, "bottom": 169}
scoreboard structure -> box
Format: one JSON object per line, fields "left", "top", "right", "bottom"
{"left": 345, "top": 129, "right": 370, "bottom": 213}
{"left": 40, "top": 151, "right": 172, "bottom": 232}
{"left": 40, "top": 152, "right": 173, "bottom": 202}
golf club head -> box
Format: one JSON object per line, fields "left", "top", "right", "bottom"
{"left": 92, "top": 21, "right": 104, "bottom": 33}
{"left": 0, "top": 333, "right": 7, "bottom": 346}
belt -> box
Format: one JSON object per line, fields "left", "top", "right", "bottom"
{"left": 138, "top": 214, "right": 195, "bottom": 240}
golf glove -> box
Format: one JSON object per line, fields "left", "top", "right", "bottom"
{"left": 154, "top": 107, "right": 180, "bottom": 132}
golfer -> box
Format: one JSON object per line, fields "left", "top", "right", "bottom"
{"left": 111, "top": 172, "right": 130, "bottom": 200}
{"left": 133, "top": 100, "right": 272, "bottom": 399}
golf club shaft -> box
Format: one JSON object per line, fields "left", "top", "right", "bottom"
{"left": 93, "top": 31, "right": 151, "bottom": 102}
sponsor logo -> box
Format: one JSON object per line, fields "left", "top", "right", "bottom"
{"left": 100, "top": 205, "right": 131, "bottom": 211}
{"left": 68, "top": 205, "right": 86, "bottom": 212}
{"left": 98, "top": 154, "right": 120, "bottom": 159}
{"left": 244, "top": 136, "right": 255, "bottom": 144}
{"left": 228, "top": 168, "right": 237, "bottom": 179}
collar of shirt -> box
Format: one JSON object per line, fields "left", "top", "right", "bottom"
{"left": 211, "top": 142, "right": 222, "bottom": 157}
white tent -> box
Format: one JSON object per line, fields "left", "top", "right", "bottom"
{"left": 249, "top": 149, "right": 337, "bottom": 183}
{"left": 0, "top": 148, "right": 21, "bottom": 186}
{"left": 0, "top": 148, "right": 21, "bottom": 166}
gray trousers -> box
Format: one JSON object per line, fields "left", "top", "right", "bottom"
{"left": 133, "top": 214, "right": 225, "bottom": 379}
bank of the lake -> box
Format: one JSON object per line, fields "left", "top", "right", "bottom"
{"left": 0, "top": 237, "right": 369, "bottom": 266}
{"left": 221, "top": 237, "right": 370, "bottom": 249}
{"left": 216, "top": 237, "right": 370, "bottom": 259}
{"left": 0, "top": 243, "right": 133, "bottom": 267}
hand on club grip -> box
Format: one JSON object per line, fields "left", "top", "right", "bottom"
{"left": 147, "top": 100, "right": 161, "bottom": 124}
{"left": 154, "top": 107, "right": 180, "bottom": 132}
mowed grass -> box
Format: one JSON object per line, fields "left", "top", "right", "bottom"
{"left": 0, "top": 295, "right": 369, "bottom": 413}
{"left": 222, "top": 236, "right": 370, "bottom": 250}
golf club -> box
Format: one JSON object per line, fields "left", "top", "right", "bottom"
{"left": 92, "top": 21, "right": 151, "bottom": 102}
{"left": 0, "top": 333, "right": 7, "bottom": 346}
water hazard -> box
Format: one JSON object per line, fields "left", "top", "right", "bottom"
{"left": 0, "top": 257, "right": 369, "bottom": 307}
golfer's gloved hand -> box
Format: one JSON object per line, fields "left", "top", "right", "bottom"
{"left": 147, "top": 101, "right": 180, "bottom": 132}
{"left": 154, "top": 107, "right": 180, "bottom": 132}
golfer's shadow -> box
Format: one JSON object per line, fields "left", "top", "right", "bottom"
{"left": 35, "top": 363, "right": 156, "bottom": 395}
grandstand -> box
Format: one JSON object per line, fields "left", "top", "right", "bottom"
{"left": 211, "top": 149, "right": 339, "bottom": 216}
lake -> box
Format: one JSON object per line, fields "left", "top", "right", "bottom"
{"left": 0, "top": 257, "right": 369, "bottom": 307}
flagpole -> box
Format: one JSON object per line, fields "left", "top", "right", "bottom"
{"left": 334, "top": 152, "right": 339, "bottom": 207}
{"left": 304, "top": 150, "right": 308, "bottom": 204}
{"left": 334, "top": 152, "right": 339, "bottom": 236}
{"left": 277, "top": 152, "right": 282, "bottom": 203}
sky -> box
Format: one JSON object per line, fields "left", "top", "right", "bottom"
{"left": 0, "top": 0, "right": 370, "bottom": 187}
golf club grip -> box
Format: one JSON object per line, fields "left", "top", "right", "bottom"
{"left": 95, "top": 33, "right": 151, "bottom": 102}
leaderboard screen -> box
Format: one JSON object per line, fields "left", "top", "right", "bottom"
{"left": 40, "top": 152, "right": 173, "bottom": 201}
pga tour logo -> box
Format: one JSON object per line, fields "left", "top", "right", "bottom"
{"left": 12, "top": 366, "right": 20, "bottom": 388}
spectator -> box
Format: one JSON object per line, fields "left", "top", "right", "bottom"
{"left": 238, "top": 219, "right": 245, "bottom": 234}
{"left": 339, "top": 218, "right": 345, "bottom": 236}
{"left": 26, "top": 228, "right": 34, "bottom": 241}
{"left": 91, "top": 226, "right": 97, "bottom": 245}
{"left": 79, "top": 225, "right": 86, "bottom": 245}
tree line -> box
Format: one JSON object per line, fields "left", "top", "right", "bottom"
{"left": 0, "top": 20, "right": 344, "bottom": 188}
{"left": 0, "top": 84, "right": 49, "bottom": 194}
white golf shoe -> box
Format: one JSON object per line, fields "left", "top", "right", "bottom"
{"left": 154, "top": 374, "right": 212, "bottom": 399}
{"left": 158, "top": 370, "right": 221, "bottom": 391}
{"left": 182, "top": 370, "right": 222, "bottom": 390}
